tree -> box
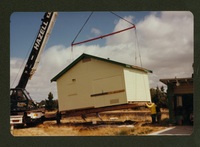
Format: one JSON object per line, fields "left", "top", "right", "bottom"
{"left": 45, "top": 92, "right": 56, "bottom": 111}
{"left": 38, "top": 100, "right": 46, "bottom": 108}
{"left": 161, "top": 86, "right": 165, "bottom": 93}
{"left": 150, "top": 86, "right": 168, "bottom": 108}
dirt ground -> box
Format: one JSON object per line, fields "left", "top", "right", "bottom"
{"left": 11, "top": 109, "right": 170, "bottom": 136}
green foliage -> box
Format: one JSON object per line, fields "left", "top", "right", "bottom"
{"left": 48, "top": 92, "right": 53, "bottom": 101}
{"left": 45, "top": 92, "right": 58, "bottom": 111}
{"left": 38, "top": 100, "right": 46, "bottom": 108}
{"left": 150, "top": 86, "right": 168, "bottom": 108}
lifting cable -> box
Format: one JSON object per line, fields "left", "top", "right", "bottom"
{"left": 70, "top": 11, "right": 142, "bottom": 67}
{"left": 134, "top": 29, "right": 143, "bottom": 67}
{"left": 70, "top": 12, "right": 93, "bottom": 61}
{"left": 110, "top": 11, "right": 134, "bottom": 26}
{"left": 111, "top": 11, "right": 142, "bottom": 67}
{"left": 71, "top": 11, "right": 136, "bottom": 48}
{"left": 71, "top": 12, "right": 94, "bottom": 52}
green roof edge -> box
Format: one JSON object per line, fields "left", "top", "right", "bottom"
{"left": 51, "top": 53, "right": 152, "bottom": 82}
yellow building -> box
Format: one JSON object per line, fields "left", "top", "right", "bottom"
{"left": 51, "top": 53, "right": 152, "bottom": 112}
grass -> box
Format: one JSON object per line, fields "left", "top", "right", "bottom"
{"left": 66, "top": 109, "right": 169, "bottom": 136}
{"left": 11, "top": 109, "right": 170, "bottom": 136}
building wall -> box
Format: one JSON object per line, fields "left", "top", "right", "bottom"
{"left": 174, "top": 83, "right": 193, "bottom": 94}
{"left": 56, "top": 57, "right": 151, "bottom": 111}
{"left": 123, "top": 68, "right": 151, "bottom": 102}
{"left": 56, "top": 58, "right": 127, "bottom": 111}
{"left": 91, "top": 75, "right": 126, "bottom": 107}
{"left": 166, "top": 82, "right": 193, "bottom": 125}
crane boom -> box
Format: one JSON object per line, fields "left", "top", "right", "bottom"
{"left": 10, "top": 12, "right": 57, "bottom": 127}
{"left": 16, "top": 12, "right": 58, "bottom": 89}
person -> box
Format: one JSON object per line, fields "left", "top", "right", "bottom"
{"left": 189, "top": 109, "right": 194, "bottom": 125}
{"left": 156, "top": 104, "right": 161, "bottom": 124}
{"left": 146, "top": 102, "right": 157, "bottom": 124}
{"left": 176, "top": 106, "right": 183, "bottom": 125}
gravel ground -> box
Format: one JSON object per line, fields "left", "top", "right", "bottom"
{"left": 11, "top": 110, "right": 169, "bottom": 136}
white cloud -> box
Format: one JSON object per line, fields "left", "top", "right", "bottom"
{"left": 10, "top": 58, "right": 25, "bottom": 88}
{"left": 10, "top": 11, "right": 193, "bottom": 102}
{"left": 91, "top": 28, "right": 101, "bottom": 36}
{"left": 136, "top": 11, "right": 193, "bottom": 82}
{"left": 106, "top": 15, "right": 135, "bottom": 46}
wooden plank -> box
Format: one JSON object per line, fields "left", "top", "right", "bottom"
{"left": 91, "top": 89, "right": 125, "bottom": 97}
{"left": 61, "top": 103, "right": 138, "bottom": 117}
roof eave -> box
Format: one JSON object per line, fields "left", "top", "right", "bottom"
{"left": 51, "top": 53, "right": 153, "bottom": 82}
{"left": 51, "top": 54, "right": 84, "bottom": 82}
{"left": 160, "top": 77, "right": 193, "bottom": 85}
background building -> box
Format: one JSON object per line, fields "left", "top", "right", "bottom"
{"left": 160, "top": 77, "right": 193, "bottom": 125}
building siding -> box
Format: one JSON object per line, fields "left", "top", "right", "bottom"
{"left": 124, "top": 68, "right": 151, "bottom": 102}
{"left": 54, "top": 54, "right": 152, "bottom": 112}
{"left": 92, "top": 75, "right": 127, "bottom": 107}
{"left": 57, "top": 58, "right": 126, "bottom": 111}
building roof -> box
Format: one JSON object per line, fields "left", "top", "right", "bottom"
{"left": 51, "top": 53, "right": 152, "bottom": 82}
{"left": 160, "top": 77, "right": 193, "bottom": 85}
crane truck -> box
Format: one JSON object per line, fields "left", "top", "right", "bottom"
{"left": 10, "top": 12, "right": 58, "bottom": 127}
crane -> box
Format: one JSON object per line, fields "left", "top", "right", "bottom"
{"left": 10, "top": 12, "right": 58, "bottom": 127}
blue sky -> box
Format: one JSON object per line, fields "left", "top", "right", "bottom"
{"left": 10, "top": 11, "right": 151, "bottom": 58}
{"left": 10, "top": 11, "right": 193, "bottom": 102}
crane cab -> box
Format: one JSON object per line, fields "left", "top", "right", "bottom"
{"left": 10, "top": 88, "right": 45, "bottom": 126}
{"left": 10, "top": 88, "right": 37, "bottom": 113}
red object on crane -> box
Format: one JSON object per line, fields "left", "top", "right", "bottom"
{"left": 71, "top": 25, "right": 136, "bottom": 46}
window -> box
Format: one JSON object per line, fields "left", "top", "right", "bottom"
{"left": 177, "top": 96, "right": 183, "bottom": 106}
